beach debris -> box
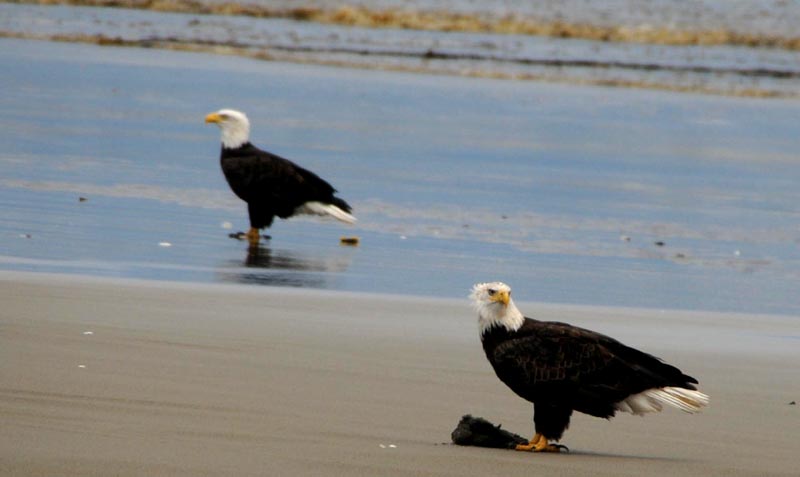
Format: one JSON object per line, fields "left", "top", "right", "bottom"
{"left": 789, "top": 401, "right": 796, "bottom": 405}
{"left": 620, "top": 235, "right": 631, "bottom": 242}
{"left": 82, "top": 331, "right": 94, "bottom": 335}
{"left": 19, "top": 233, "right": 31, "bottom": 239}
{"left": 675, "top": 253, "right": 686, "bottom": 259}
{"left": 378, "top": 444, "right": 397, "bottom": 449}
{"left": 654, "top": 241, "right": 665, "bottom": 247}
{"left": 78, "top": 364, "right": 86, "bottom": 369}
{"left": 399, "top": 235, "right": 407, "bottom": 240}
{"left": 734, "top": 250, "right": 741, "bottom": 257}
{"left": 221, "top": 221, "right": 233, "bottom": 230}
{"left": 451, "top": 415, "right": 528, "bottom": 449}
{"left": 340, "top": 236, "right": 360, "bottom": 246}
{"left": 78, "top": 196, "right": 88, "bottom": 202}
{"left": 158, "top": 241, "right": 172, "bottom": 247}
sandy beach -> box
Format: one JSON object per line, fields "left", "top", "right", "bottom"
{"left": 1, "top": 271, "right": 797, "bottom": 476}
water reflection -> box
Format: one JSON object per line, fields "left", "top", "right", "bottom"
{"left": 217, "top": 243, "right": 353, "bottom": 288}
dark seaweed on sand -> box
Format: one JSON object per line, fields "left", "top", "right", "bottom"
{"left": 451, "top": 415, "right": 528, "bottom": 449}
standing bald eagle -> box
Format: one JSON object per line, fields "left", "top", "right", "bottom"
{"left": 471, "top": 282, "right": 709, "bottom": 453}
{"left": 205, "top": 109, "right": 355, "bottom": 245}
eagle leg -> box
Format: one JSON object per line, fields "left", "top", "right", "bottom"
{"left": 246, "top": 227, "right": 260, "bottom": 245}
{"left": 515, "top": 433, "right": 568, "bottom": 453}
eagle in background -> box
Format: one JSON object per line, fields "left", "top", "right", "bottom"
{"left": 205, "top": 109, "right": 355, "bottom": 245}
{"left": 471, "top": 281, "right": 709, "bottom": 453}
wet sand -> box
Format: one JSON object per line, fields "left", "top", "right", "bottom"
{"left": 1, "top": 271, "right": 797, "bottom": 476}
{"left": 2, "top": 38, "right": 800, "bottom": 315}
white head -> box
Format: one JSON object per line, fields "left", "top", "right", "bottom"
{"left": 205, "top": 109, "right": 251, "bottom": 149}
{"left": 470, "top": 282, "right": 525, "bottom": 336}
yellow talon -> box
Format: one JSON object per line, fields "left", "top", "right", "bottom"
{"left": 515, "top": 433, "right": 542, "bottom": 451}
{"left": 515, "top": 433, "right": 567, "bottom": 453}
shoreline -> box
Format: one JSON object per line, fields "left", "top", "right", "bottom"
{"left": 4, "top": 269, "right": 800, "bottom": 325}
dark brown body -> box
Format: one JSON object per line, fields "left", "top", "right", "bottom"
{"left": 481, "top": 317, "right": 699, "bottom": 440}
{"left": 220, "top": 143, "right": 352, "bottom": 229}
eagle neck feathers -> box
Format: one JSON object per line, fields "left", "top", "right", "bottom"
{"left": 478, "top": 300, "right": 525, "bottom": 337}
{"left": 220, "top": 124, "right": 250, "bottom": 150}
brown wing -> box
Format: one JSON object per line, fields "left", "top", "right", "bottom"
{"left": 492, "top": 320, "right": 615, "bottom": 386}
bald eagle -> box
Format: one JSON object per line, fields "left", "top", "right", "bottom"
{"left": 205, "top": 109, "right": 355, "bottom": 245}
{"left": 471, "top": 282, "right": 709, "bottom": 453}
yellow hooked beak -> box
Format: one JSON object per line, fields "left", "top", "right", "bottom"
{"left": 205, "top": 113, "right": 221, "bottom": 124}
{"left": 491, "top": 290, "right": 510, "bottom": 306}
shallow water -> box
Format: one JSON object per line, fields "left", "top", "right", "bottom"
{"left": 1, "top": 38, "right": 799, "bottom": 315}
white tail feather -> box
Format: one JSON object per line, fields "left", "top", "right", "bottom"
{"left": 295, "top": 201, "right": 357, "bottom": 224}
{"left": 616, "top": 387, "right": 709, "bottom": 416}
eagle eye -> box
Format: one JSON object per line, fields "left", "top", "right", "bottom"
{"left": 487, "top": 289, "right": 496, "bottom": 296}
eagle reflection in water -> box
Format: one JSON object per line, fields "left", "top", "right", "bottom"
{"left": 217, "top": 244, "right": 352, "bottom": 288}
